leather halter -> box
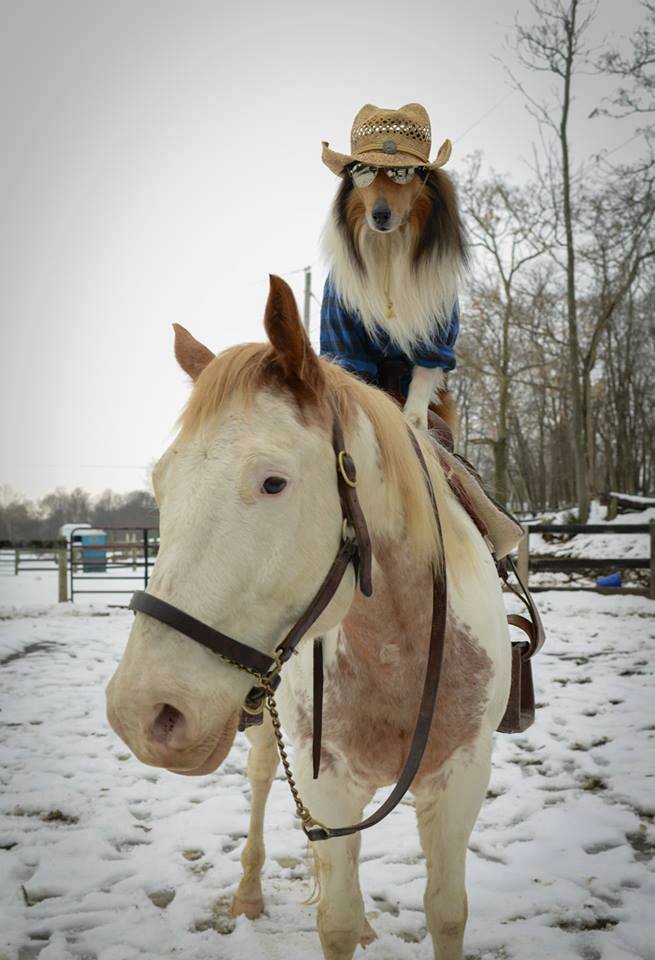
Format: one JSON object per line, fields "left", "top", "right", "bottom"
{"left": 130, "top": 412, "right": 373, "bottom": 717}
{"left": 128, "top": 413, "right": 544, "bottom": 840}
{"left": 129, "top": 413, "right": 450, "bottom": 842}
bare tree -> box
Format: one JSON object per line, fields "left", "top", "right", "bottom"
{"left": 577, "top": 159, "right": 655, "bottom": 490}
{"left": 594, "top": 286, "right": 655, "bottom": 493}
{"left": 595, "top": 1, "right": 655, "bottom": 117}
{"left": 458, "top": 157, "right": 553, "bottom": 504}
{"left": 505, "top": 0, "right": 597, "bottom": 520}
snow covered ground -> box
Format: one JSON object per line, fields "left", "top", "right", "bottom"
{"left": 528, "top": 504, "right": 653, "bottom": 559}
{"left": 1, "top": 574, "right": 654, "bottom": 960}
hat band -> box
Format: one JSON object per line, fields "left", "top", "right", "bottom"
{"left": 352, "top": 141, "right": 429, "bottom": 164}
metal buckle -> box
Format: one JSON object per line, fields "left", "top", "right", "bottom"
{"left": 240, "top": 696, "right": 265, "bottom": 717}
{"left": 301, "top": 813, "right": 332, "bottom": 840}
{"left": 260, "top": 651, "right": 283, "bottom": 691}
{"left": 342, "top": 518, "right": 356, "bottom": 543}
{"left": 337, "top": 450, "right": 357, "bottom": 487}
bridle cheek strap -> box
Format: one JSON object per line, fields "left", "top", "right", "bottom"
{"left": 333, "top": 417, "right": 372, "bottom": 596}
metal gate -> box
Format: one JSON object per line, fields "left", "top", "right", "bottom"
{"left": 68, "top": 526, "right": 159, "bottom": 602}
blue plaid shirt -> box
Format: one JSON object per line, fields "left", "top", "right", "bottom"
{"left": 320, "top": 276, "right": 459, "bottom": 399}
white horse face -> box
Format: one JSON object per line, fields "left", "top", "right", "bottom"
{"left": 106, "top": 282, "right": 355, "bottom": 776}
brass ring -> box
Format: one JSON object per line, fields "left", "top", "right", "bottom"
{"left": 241, "top": 699, "right": 265, "bottom": 716}
{"left": 338, "top": 450, "right": 357, "bottom": 487}
{"left": 342, "top": 518, "right": 356, "bottom": 543}
{"left": 301, "top": 813, "right": 332, "bottom": 839}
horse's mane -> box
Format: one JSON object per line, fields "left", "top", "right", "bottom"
{"left": 179, "top": 343, "right": 444, "bottom": 565}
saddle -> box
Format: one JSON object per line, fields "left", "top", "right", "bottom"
{"left": 378, "top": 359, "right": 545, "bottom": 734}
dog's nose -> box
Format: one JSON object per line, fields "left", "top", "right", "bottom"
{"left": 372, "top": 201, "right": 391, "bottom": 229}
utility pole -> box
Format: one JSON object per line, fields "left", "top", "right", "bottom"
{"left": 303, "top": 265, "right": 311, "bottom": 334}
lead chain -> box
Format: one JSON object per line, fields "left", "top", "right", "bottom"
{"left": 264, "top": 688, "right": 330, "bottom": 838}
{"left": 209, "top": 650, "right": 313, "bottom": 825}
{"left": 209, "top": 628, "right": 329, "bottom": 836}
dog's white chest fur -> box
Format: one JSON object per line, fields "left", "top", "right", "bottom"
{"left": 322, "top": 215, "right": 461, "bottom": 356}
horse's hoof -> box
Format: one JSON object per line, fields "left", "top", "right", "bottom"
{"left": 359, "top": 918, "right": 378, "bottom": 948}
{"left": 231, "top": 894, "right": 264, "bottom": 919}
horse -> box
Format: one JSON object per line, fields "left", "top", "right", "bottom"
{"left": 105, "top": 275, "right": 512, "bottom": 960}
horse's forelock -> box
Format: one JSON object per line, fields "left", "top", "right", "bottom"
{"left": 178, "top": 342, "right": 329, "bottom": 436}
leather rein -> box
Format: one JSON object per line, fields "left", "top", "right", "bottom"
{"left": 129, "top": 413, "right": 450, "bottom": 842}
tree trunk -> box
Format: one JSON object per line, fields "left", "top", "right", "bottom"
{"left": 561, "top": 0, "right": 589, "bottom": 521}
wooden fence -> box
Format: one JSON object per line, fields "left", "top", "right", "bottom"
{"left": 3, "top": 522, "right": 653, "bottom": 602}
{"left": 516, "top": 521, "right": 654, "bottom": 598}
{"left": 0, "top": 528, "right": 159, "bottom": 602}
{"left": 0, "top": 547, "right": 69, "bottom": 602}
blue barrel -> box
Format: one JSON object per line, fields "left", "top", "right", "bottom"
{"left": 596, "top": 571, "right": 622, "bottom": 588}
{"left": 81, "top": 531, "right": 107, "bottom": 573}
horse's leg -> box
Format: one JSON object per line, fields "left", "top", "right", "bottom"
{"left": 231, "top": 715, "right": 279, "bottom": 919}
{"left": 297, "top": 764, "right": 374, "bottom": 960}
{"left": 414, "top": 733, "right": 493, "bottom": 960}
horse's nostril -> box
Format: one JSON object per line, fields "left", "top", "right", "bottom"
{"left": 151, "top": 703, "right": 185, "bottom": 744}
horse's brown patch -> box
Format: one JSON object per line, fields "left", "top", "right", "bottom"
{"left": 312, "top": 537, "right": 493, "bottom": 789}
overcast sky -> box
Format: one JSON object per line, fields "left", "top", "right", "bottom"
{"left": 1, "top": 0, "right": 646, "bottom": 499}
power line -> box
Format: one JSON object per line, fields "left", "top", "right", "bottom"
{"left": 602, "top": 129, "right": 644, "bottom": 159}
{"left": 454, "top": 89, "right": 516, "bottom": 144}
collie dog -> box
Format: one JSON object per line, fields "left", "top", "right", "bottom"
{"left": 322, "top": 165, "right": 467, "bottom": 432}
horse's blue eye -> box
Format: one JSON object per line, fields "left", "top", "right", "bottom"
{"left": 262, "top": 476, "right": 287, "bottom": 495}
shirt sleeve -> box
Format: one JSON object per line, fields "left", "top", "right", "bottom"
{"left": 320, "top": 277, "right": 378, "bottom": 379}
{"left": 412, "top": 300, "right": 460, "bottom": 372}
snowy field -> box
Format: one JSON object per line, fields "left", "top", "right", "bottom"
{"left": 1, "top": 572, "right": 654, "bottom": 960}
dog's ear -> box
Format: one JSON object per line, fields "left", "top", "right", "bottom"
{"left": 264, "top": 275, "right": 324, "bottom": 403}
{"left": 173, "top": 324, "right": 215, "bottom": 381}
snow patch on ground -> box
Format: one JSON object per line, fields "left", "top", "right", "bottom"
{"left": 0, "top": 587, "right": 654, "bottom": 959}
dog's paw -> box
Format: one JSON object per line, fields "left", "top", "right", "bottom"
{"left": 403, "top": 406, "right": 428, "bottom": 431}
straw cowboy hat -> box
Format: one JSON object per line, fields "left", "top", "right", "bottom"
{"left": 322, "top": 102, "right": 452, "bottom": 176}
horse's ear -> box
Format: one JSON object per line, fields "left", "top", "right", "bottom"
{"left": 173, "top": 323, "right": 214, "bottom": 381}
{"left": 264, "top": 275, "right": 324, "bottom": 401}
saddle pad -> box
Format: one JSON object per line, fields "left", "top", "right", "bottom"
{"left": 429, "top": 437, "right": 524, "bottom": 560}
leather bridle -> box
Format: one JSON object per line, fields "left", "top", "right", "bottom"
{"left": 129, "top": 412, "right": 449, "bottom": 842}
{"left": 130, "top": 415, "right": 373, "bottom": 723}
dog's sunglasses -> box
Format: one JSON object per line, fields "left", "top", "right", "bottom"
{"left": 348, "top": 162, "right": 428, "bottom": 188}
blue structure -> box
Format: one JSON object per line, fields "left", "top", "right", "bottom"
{"left": 596, "top": 571, "right": 622, "bottom": 588}
{"left": 81, "top": 530, "right": 107, "bottom": 573}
